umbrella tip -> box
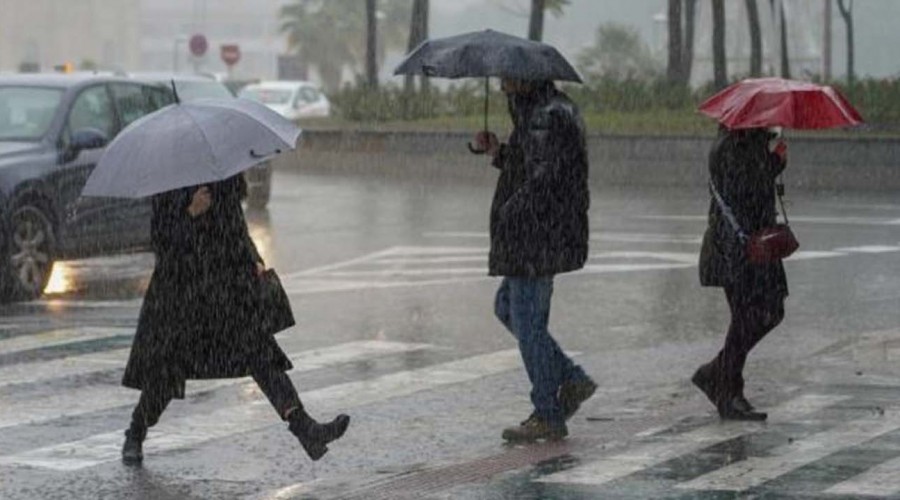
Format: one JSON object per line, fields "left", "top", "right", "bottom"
{"left": 170, "top": 80, "right": 181, "bottom": 104}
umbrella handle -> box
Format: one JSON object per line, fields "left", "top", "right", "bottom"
{"left": 250, "top": 149, "right": 282, "bottom": 158}
{"left": 467, "top": 142, "right": 487, "bottom": 155}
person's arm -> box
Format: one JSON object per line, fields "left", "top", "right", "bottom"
{"left": 151, "top": 188, "right": 197, "bottom": 260}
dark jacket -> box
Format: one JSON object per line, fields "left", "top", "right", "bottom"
{"left": 122, "top": 175, "right": 291, "bottom": 399}
{"left": 489, "top": 83, "right": 590, "bottom": 277}
{"left": 699, "top": 129, "right": 788, "bottom": 297}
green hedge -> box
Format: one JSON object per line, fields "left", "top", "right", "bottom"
{"left": 329, "top": 77, "right": 900, "bottom": 129}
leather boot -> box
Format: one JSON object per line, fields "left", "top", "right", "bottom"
{"left": 287, "top": 410, "right": 350, "bottom": 461}
{"left": 121, "top": 426, "right": 145, "bottom": 465}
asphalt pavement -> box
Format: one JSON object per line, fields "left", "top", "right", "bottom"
{"left": 1, "top": 169, "right": 900, "bottom": 499}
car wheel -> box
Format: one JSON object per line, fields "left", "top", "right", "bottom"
{"left": 2, "top": 204, "right": 56, "bottom": 301}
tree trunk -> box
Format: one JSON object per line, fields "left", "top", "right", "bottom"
{"left": 365, "top": 0, "right": 378, "bottom": 89}
{"left": 745, "top": 0, "right": 762, "bottom": 76}
{"left": 711, "top": 0, "right": 728, "bottom": 89}
{"left": 528, "top": 0, "right": 545, "bottom": 41}
{"left": 837, "top": 0, "right": 854, "bottom": 87}
{"left": 667, "top": 0, "right": 683, "bottom": 84}
{"left": 823, "top": 0, "right": 832, "bottom": 80}
{"left": 681, "top": 0, "right": 697, "bottom": 84}
{"left": 404, "top": 0, "right": 429, "bottom": 94}
{"left": 778, "top": 0, "right": 791, "bottom": 78}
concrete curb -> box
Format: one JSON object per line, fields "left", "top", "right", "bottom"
{"left": 273, "top": 130, "right": 900, "bottom": 191}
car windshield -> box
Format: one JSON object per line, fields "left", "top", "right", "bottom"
{"left": 239, "top": 87, "right": 293, "bottom": 105}
{"left": 0, "top": 86, "right": 63, "bottom": 141}
{"left": 175, "top": 80, "right": 234, "bottom": 101}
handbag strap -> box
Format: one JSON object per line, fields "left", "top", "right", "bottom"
{"left": 708, "top": 178, "right": 748, "bottom": 242}
{"left": 776, "top": 177, "right": 790, "bottom": 225}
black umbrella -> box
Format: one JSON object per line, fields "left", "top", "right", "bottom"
{"left": 394, "top": 29, "right": 582, "bottom": 153}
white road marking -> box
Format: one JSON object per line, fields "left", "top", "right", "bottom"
{"left": 0, "top": 348, "right": 132, "bottom": 389}
{"left": 0, "top": 327, "right": 132, "bottom": 356}
{"left": 0, "top": 341, "right": 431, "bottom": 429}
{"left": 0, "top": 349, "right": 522, "bottom": 470}
{"left": 536, "top": 394, "right": 849, "bottom": 486}
{"left": 825, "top": 455, "right": 900, "bottom": 497}
{"left": 676, "top": 408, "right": 900, "bottom": 492}
{"left": 833, "top": 245, "right": 900, "bottom": 254}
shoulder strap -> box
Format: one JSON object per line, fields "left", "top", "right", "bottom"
{"left": 776, "top": 177, "right": 790, "bottom": 225}
{"left": 709, "top": 178, "right": 748, "bottom": 241}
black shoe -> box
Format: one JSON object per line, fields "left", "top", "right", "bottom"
{"left": 289, "top": 412, "right": 351, "bottom": 461}
{"left": 718, "top": 396, "right": 767, "bottom": 421}
{"left": 502, "top": 415, "right": 568, "bottom": 443}
{"left": 560, "top": 378, "right": 598, "bottom": 420}
{"left": 691, "top": 363, "right": 720, "bottom": 408}
{"left": 121, "top": 430, "right": 143, "bottom": 466}
{"left": 733, "top": 395, "right": 756, "bottom": 412}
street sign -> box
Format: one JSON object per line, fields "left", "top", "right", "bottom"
{"left": 189, "top": 34, "right": 208, "bottom": 57}
{"left": 220, "top": 44, "right": 241, "bottom": 67}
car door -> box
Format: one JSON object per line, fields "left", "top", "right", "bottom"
{"left": 54, "top": 83, "right": 121, "bottom": 254}
{"left": 105, "top": 82, "right": 174, "bottom": 248}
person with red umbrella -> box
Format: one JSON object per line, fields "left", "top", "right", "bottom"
{"left": 692, "top": 78, "right": 862, "bottom": 421}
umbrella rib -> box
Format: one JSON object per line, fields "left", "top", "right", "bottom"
{"left": 180, "top": 107, "right": 222, "bottom": 180}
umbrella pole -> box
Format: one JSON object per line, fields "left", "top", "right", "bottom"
{"left": 483, "top": 77, "right": 489, "bottom": 132}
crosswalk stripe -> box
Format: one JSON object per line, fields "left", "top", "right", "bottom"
{"left": 0, "top": 340, "right": 431, "bottom": 430}
{"left": 536, "top": 394, "right": 849, "bottom": 486}
{"left": 824, "top": 454, "right": 900, "bottom": 497}
{"left": 0, "top": 348, "right": 131, "bottom": 389}
{"left": 0, "top": 349, "right": 522, "bottom": 471}
{"left": 0, "top": 327, "right": 132, "bottom": 356}
{"left": 676, "top": 408, "right": 900, "bottom": 492}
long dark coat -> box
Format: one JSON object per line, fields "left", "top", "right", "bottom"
{"left": 122, "top": 175, "right": 291, "bottom": 399}
{"left": 699, "top": 129, "right": 789, "bottom": 299}
{"left": 489, "top": 83, "right": 590, "bottom": 277}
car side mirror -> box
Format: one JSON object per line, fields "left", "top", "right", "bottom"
{"left": 70, "top": 128, "right": 108, "bottom": 152}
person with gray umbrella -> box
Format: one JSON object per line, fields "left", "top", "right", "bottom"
{"left": 396, "top": 31, "right": 597, "bottom": 442}
{"left": 81, "top": 93, "right": 350, "bottom": 464}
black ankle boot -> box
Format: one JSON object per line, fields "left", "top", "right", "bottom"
{"left": 287, "top": 410, "right": 350, "bottom": 461}
{"left": 122, "top": 427, "right": 145, "bottom": 465}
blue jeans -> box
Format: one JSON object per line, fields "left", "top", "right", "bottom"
{"left": 495, "top": 276, "right": 588, "bottom": 425}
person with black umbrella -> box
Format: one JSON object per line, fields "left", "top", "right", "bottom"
{"left": 474, "top": 78, "right": 597, "bottom": 442}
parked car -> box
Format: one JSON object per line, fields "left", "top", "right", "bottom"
{"left": 130, "top": 73, "right": 272, "bottom": 208}
{"left": 238, "top": 80, "right": 330, "bottom": 120}
{"left": 0, "top": 74, "right": 177, "bottom": 301}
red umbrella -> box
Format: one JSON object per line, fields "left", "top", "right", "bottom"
{"left": 698, "top": 77, "right": 864, "bottom": 130}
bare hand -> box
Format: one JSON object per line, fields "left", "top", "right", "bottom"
{"left": 472, "top": 131, "right": 500, "bottom": 157}
{"left": 187, "top": 186, "right": 212, "bottom": 217}
{"left": 773, "top": 140, "right": 787, "bottom": 164}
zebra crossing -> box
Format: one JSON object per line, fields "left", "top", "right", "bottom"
{"left": 4, "top": 326, "right": 898, "bottom": 498}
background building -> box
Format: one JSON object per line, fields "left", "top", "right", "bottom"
{"left": 0, "top": 0, "right": 140, "bottom": 73}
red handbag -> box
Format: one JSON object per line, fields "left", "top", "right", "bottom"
{"left": 710, "top": 179, "right": 799, "bottom": 264}
{"left": 746, "top": 224, "right": 799, "bottom": 264}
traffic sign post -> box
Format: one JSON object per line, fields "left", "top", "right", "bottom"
{"left": 189, "top": 34, "right": 208, "bottom": 58}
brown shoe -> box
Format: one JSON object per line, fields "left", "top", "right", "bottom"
{"left": 502, "top": 415, "right": 568, "bottom": 443}
{"left": 560, "top": 378, "right": 598, "bottom": 420}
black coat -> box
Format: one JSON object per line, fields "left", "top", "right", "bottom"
{"left": 699, "top": 130, "right": 788, "bottom": 298}
{"left": 489, "top": 84, "right": 590, "bottom": 277}
{"left": 122, "top": 175, "right": 291, "bottom": 399}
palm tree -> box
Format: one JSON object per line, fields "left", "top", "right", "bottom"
{"left": 404, "top": 0, "right": 429, "bottom": 94}
{"left": 279, "top": 0, "right": 410, "bottom": 92}
{"left": 366, "top": 0, "right": 378, "bottom": 88}
{"left": 667, "top": 0, "right": 683, "bottom": 84}
{"left": 682, "top": 0, "right": 697, "bottom": 84}
{"left": 527, "top": 0, "right": 569, "bottom": 41}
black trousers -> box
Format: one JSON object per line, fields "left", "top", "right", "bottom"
{"left": 714, "top": 284, "right": 785, "bottom": 396}
{"left": 128, "top": 362, "right": 302, "bottom": 440}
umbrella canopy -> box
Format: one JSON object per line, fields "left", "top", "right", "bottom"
{"left": 699, "top": 77, "right": 863, "bottom": 130}
{"left": 394, "top": 29, "right": 582, "bottom": 83}
{"left": 82, "top": 98, "right": 301, "bottom": 198}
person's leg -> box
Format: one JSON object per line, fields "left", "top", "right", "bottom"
{"left": 250, "top": 362, "right": 350, "bottom": 461}
{"left": 508, "top": 276, "right": 565, "bottom": 425}
{"left": 718, "top": 288, "right": 785, "bottom": 395}
{"left": 122, "top": 388, "right": 172, "bottom": 464}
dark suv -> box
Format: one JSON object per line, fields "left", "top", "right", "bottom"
{"left": 0, "top": 74, "right": 175, "bottom": 302}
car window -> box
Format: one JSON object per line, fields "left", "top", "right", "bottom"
{"left": 299, "top": 87, "right": 320, "bottom": 104}
{"left": 146, "top": 85, "right": 176, "bottom": 109}
{"left": 0, "top": 86, "right": 63, "bottom": 141}
{"left": 110, "top": 83, "right": 159, "bottom": 129}
{"left": 67, "top": 85, "right": 115, "bottom": 139}
{"left": 175, "top": 81, "right": 234, "bottom": 101}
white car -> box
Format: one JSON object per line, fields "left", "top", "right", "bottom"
{"left": 238, "top": 81, "right": 330, "bottom": 120}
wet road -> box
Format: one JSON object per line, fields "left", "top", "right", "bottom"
{"left": 2, "top": 169, "right": 900, "bottom": 499}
